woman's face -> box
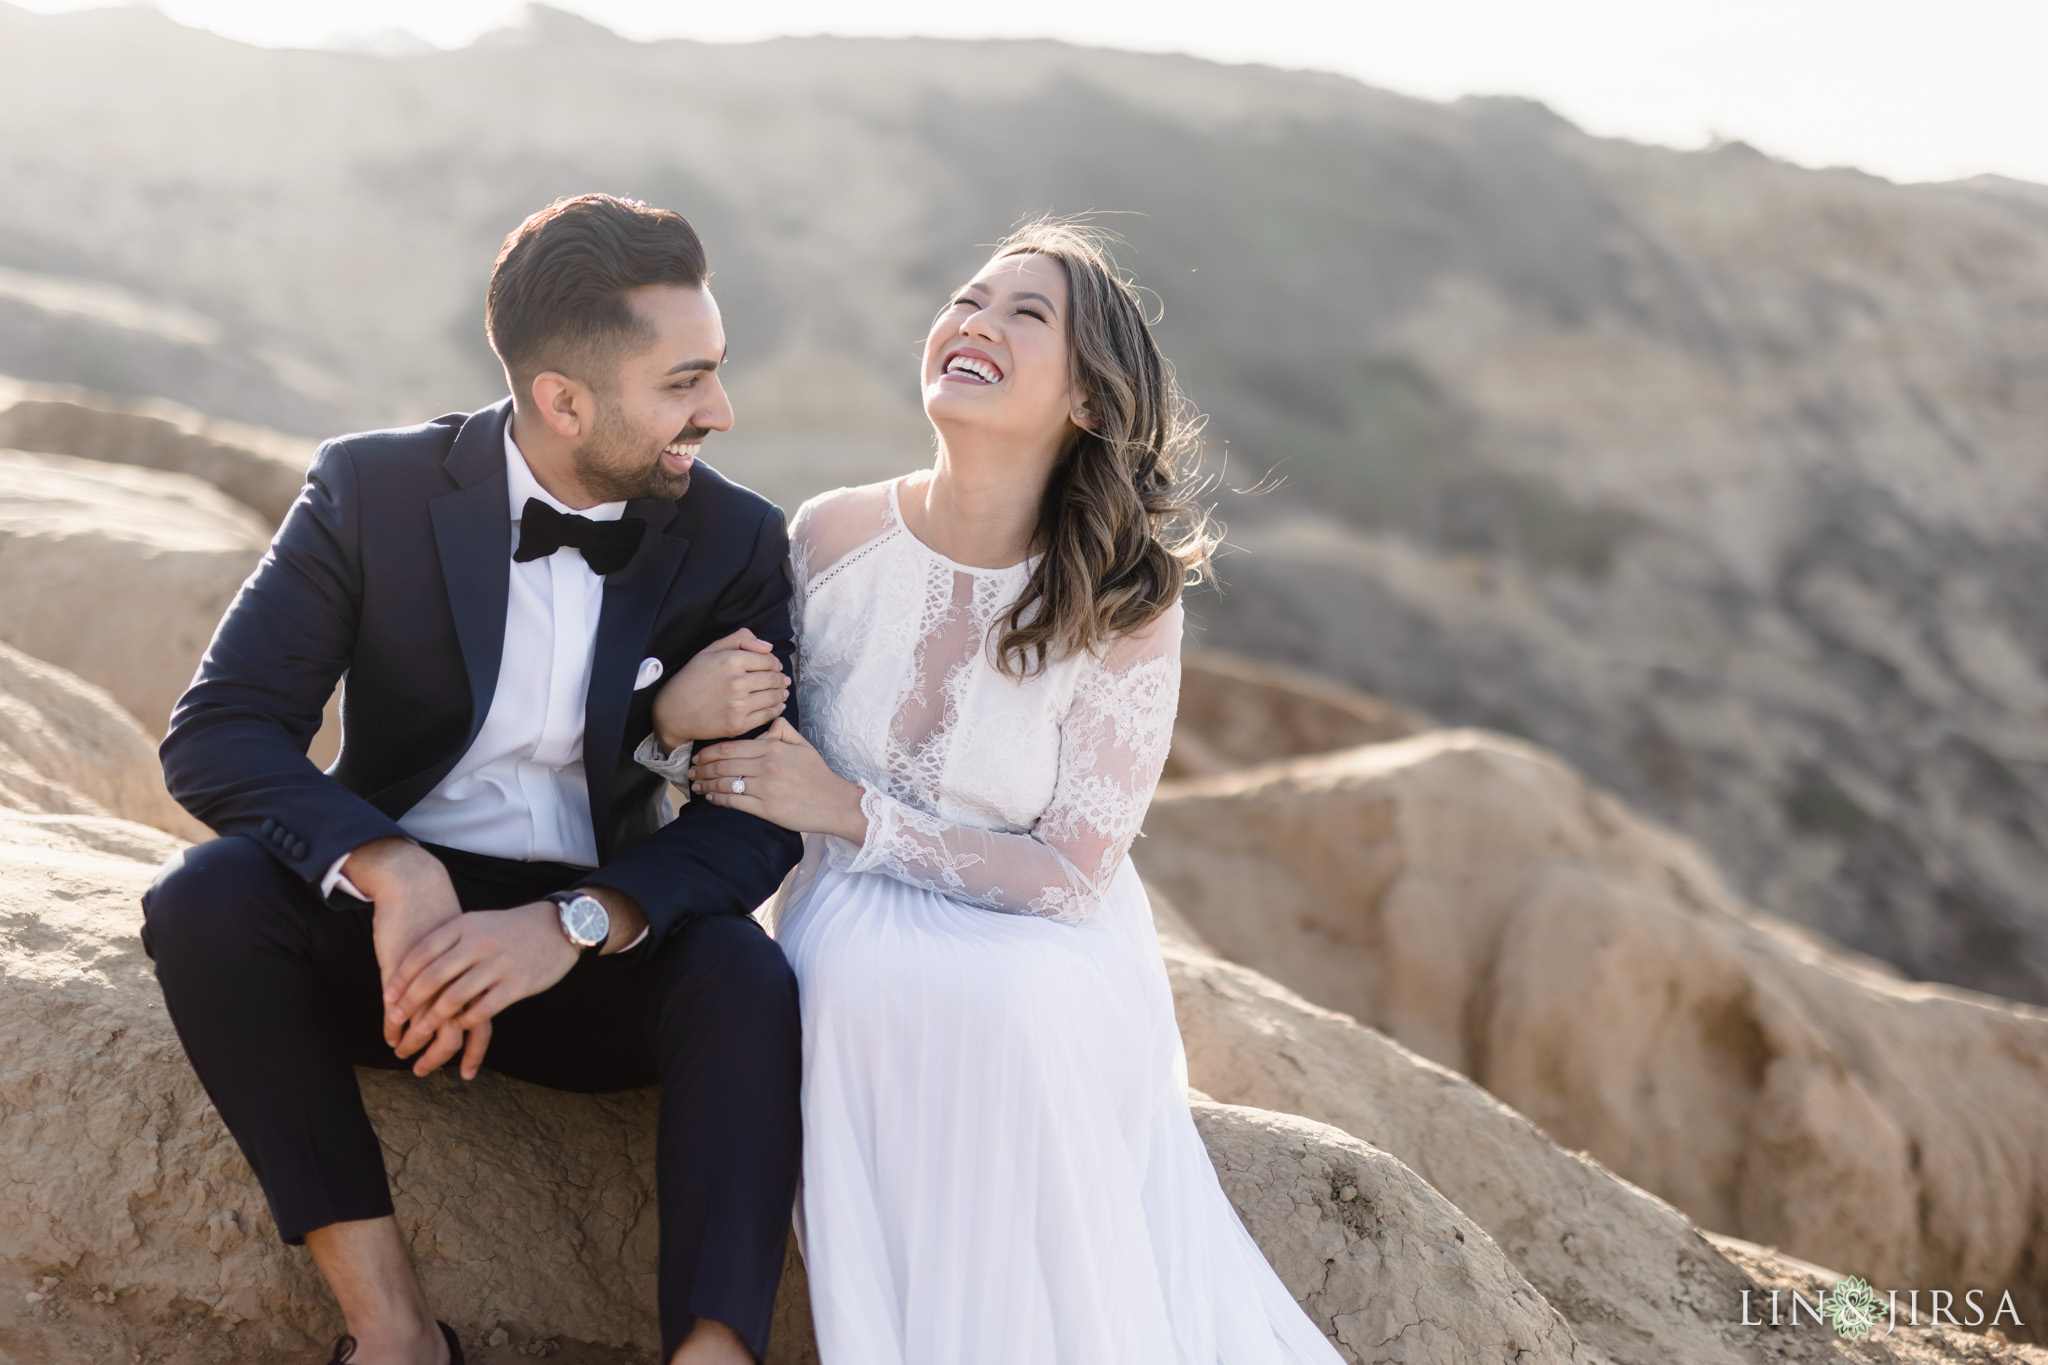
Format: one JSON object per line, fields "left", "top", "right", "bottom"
{"left": 922, "top": 251, "right": 1082, "bottom": 452}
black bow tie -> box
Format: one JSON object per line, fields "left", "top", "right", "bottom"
{"left": 513, "top": 499, "right": 647, "bottom": 575}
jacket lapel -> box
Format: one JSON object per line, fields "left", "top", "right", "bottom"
{"left": 428, "top": 400, "right": 515, "bottom": 752}
{"left": 584, "top": 496, "right": 689, "bottom": 857}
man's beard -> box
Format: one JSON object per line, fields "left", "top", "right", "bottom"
{"left": 572, "top": 398, "right": 696, "bottom": 502}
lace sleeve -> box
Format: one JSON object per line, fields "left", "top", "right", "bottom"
{"left": 829, "top": 604, "right": 1183, "bottom": 925}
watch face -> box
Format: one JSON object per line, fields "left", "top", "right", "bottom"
{"left": 562, "top": 894, "right": 608, "bottom": 948}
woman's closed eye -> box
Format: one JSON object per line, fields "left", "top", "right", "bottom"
{"left": 943, "top": 296, "right": 1043, "bottom": 324}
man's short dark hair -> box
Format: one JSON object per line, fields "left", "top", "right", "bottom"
{"left": 486, "top": 193, "right": 708, "bottom": 394}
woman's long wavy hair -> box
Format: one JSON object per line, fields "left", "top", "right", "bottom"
{"left": 981, "top": 219, "right": 1218, "bottom": 678}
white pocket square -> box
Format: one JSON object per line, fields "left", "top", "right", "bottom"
{"left": 634, "top": 657, "right": 664, "bottom": 690}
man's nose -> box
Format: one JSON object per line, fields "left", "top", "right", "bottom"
{"left": 697, "top": 379, "right": 735, "bottom": 433}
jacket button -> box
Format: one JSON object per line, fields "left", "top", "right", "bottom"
{"left": 291, "top": 841, "right": 308, "bottom": 860}
{"left": 261, "top": 817, "right": 277, "bottom": 835}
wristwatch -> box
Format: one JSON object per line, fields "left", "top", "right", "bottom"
{"left": 546, "top": 890, "right": 611, "bottom": 957}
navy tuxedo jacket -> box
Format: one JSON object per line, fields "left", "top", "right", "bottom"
{"left": 160, "top": 399, "right": 803, "bottom": 942}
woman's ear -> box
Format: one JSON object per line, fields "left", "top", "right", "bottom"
{"left": 1070, "top": 401, "right": 1095, "bottom": 433}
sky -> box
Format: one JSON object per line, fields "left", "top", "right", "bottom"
{"left": 15, "top": 0, "right": 2048, "bottom": 187}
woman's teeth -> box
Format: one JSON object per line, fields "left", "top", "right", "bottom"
{"left": 944, "top": 355, "right": 1001, "bottom": 383}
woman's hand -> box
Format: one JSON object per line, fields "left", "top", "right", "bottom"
{"left": 690, "top": 717, "right": 869, "bottom": 842}
{"left": 652, "top": 627, "right": 789, "bottom": 749}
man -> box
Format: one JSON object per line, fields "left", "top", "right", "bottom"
{"left": 142, "top": 194, "right": 801, "bottom": 1365}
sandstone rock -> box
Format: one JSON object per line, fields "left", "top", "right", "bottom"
{"left": 0, "top": 447, "right": 269, "bottom": 741}
{"left": 1187, "top": 1099, "right": 1583, "bottom": 1364}
{"left": 1165, "top": 649, "right": 1425, "bottom": 780}
{"left": 1140, "top": 731, "right": 2048, "bottom": 1345}
{"left": 1155, "top": 887, "right": 1761, "bottom": 1365}
{"left": 0, "top": 641, "right": 204, "bottom": 839}
{"left": 0, "top": 377, "right": 312, "bottom": 524}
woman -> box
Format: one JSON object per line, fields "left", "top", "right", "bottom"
{"left": 648, "top": 221, "right": 1345, "bottom": 1363}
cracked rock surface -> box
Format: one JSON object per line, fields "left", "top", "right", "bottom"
{"left": 1158, "top": 891, "right": 1756, "bottom": 1365}
{"left": 1190, "top": 1099, "right": 1584, "bottom": 1364}
{"left": 1142, "top": 730, "right": 2048, "bottom": 1352}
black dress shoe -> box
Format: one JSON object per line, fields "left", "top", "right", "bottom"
{"left": 324, "top": 1321, "right": 463, "bottom": 1364}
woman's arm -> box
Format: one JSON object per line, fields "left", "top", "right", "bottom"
{"left": 689, "top": 605, "right": 1182, "bottom": 925}
{"left": 652, "top": 627, "right": 790, "bottom": 750}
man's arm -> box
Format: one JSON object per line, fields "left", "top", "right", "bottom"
{"left": 173, "top": 433, "right": 493, "bottom": 1077}
{"left": 579, "top": 502, "right": 803, "bottom": 943}
{"left": 381, "top": 501, "right": 803, "bottom": 1077}
{"left": 159, "top": 438, "right": 410, "bottom": 880}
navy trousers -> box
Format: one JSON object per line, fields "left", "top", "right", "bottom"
{"left": 140, "top": 835, "right": 802, "bottom": 1362}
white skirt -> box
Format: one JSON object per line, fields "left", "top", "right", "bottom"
{"left": 768, "top": 839, "right": 1346, "bottom": 1365}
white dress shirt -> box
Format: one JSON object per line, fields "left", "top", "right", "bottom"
{"left": 324, "top": 427, "right": 643, "bottom": 932}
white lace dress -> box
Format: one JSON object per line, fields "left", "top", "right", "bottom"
{"left": 765, "top": 478, "right": 1345, "bottom": 1365}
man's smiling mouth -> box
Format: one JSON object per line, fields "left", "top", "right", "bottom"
{"left": 663, "top": 427, "right": 705, "bottom": 466}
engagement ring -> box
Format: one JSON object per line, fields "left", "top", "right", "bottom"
{"left": 732, "top": 777, "right": 746, "bottom": 795}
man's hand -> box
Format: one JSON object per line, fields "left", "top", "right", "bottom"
{"left": 383, "top": 903, "right": 579, "bottom": 1079}
{"left": 342, "top": 838, "right": 468, "bottom": 1058}
{"left": 652, "top": 628, "right": 788, "bottom": 750}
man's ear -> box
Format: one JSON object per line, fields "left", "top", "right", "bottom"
{"left": 528, "top": 371, "right": 589, "bottom": 439}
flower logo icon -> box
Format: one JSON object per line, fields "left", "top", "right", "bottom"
{"left": 1827, "top": 1276, "right": 1884, "bottom": 1340}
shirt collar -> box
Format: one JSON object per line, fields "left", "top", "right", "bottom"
{"left": 505, "top": 422, "right": 628, "bottom": 524}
